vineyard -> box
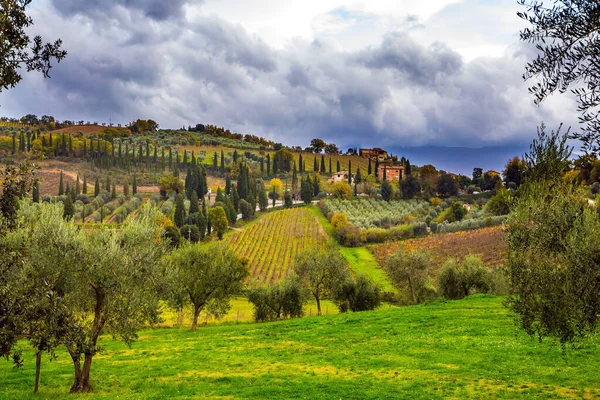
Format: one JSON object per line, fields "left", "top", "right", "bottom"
{"left": 370, "top": 226, "right": 508, "bottom": 272}
{"left": 322, "top": 198, "right": 430, "bottom": 229}
{"left": 226, "top": 208, "right": 328, "bottom": 285}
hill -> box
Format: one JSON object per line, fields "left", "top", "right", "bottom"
{"left": 49, "top": 125, "right": 131, "bottom": 136}
{"left": 2, "top": 296, "right": 598, "bottom": 399}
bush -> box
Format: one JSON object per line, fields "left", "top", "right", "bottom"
{"left": 180, "top": 224, "right": 200, "bottom": 243}
{"left": 331, "top": 212, "right": 349, "bottom": 229}
{"left": 164, "top": 225, "right": 181, "bottom": 247}
{"left": 332, "top": 182, "right": 353, "bottom": 199}
{"left": 333, "top": 274, "right": 381, "bottom": 312}
{"left": 485, "top": 188, "right": 512, "bottom": 216}
{"left": 76, "top": 194, "right": 90, "bottom": 204}
{"left": 239, "top": 199, "right": 253, "bottom": 220}
{"left": 336, "top": 225, "right": 366, "bottom": 247}
{"left": 248, "top": 274, "right": 306, "bottom": 322}
{"left": 284, "top": 192, "right": 293, "bottom": 207}
{"left": 438, "top": 255, "right": 490, "bottom": 300}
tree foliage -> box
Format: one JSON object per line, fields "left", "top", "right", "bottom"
{"left": 0, "top": 0, "right": 67, "bottom": 93}
{"left": 168, "top": 242, "right": 248, "bottom": 331}
{"left": 507, "top": 126, "right": 600, "bottom": 344}
{"left": 518, "top": 0, "right": 600, "bottom": 153}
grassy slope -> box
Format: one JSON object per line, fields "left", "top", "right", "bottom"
{"left": 2, "top": 296, "right": 598, "bottom": 399}
{"left": 308, "top": 205, "right": 396, "bottom": 292}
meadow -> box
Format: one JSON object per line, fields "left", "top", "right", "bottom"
{"left": 1, "top": 296, "right": 598, "bottom": 399}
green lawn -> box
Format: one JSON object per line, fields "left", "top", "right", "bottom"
{"left": 2, "top": 296, "right": 598, "bottom": 399}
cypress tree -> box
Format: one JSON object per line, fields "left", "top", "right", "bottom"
{"left": 220, "top": 150, "right": 225, "bottom": 173}
{"left": 105, "top": 175, "right": 110, "bottom": 192}
{"left": 189, "top": 191, "right": 200, "bottom": 214}
{"left": 183, "top": 151, "right": 188, "bottom": 169}
{"left": 299, "top": 154, "right": 304, "bottom": 173}
{"left": 83, "top": 175, "right": 87, "bottom": 194}
{"left": 292, "top": 163, "right": 298, "bottom": 192}
{"left": 146, "top": 140, "right": 150, "bottom": 162}
{"left": 26, "top": 132, "right": 31, "bottom": 152}
{"left": 69, "top": 135, "right": 73, "bottom": 156}
{"left": 49, "top": 132, "right": 53, "bottom": 147}
{"left": 94, "top": 177, "right": 100, "bottom": 197}
{"left": 65, "top": 183, "right": 71, "bottom": 197}
{"left": 174, "top": 193, "right": 186, "bottom": 228}
{"left": 405, "top": 160, "right": 412, "bottom": 176}
{"left": 169, "top": 148, "right": 173, "bottom": 169}
{"left": 355, "top": 168, "right": 362, "bottom": 185}
{"left": 232, "top": 185, "right": 240, "bottom": 211}
{"left": 375, "top": 159, "right": 380, "bottom": 178}
{"left": 58, "top": 171, "right": 64, "bottom": 196}
{"left": 313, "top": 174, "right": 320, "bottom": 196}
{"left": 329, "top": 158, "right": 332, "bottom": 174}
{"left": 320, "top": 155, "right": 325, "bottom": 175}
{"left": 336, "top": 160, "right": 341, "bottom": 173}
{"left": 11, "top": 132, "right": 15, "bottom": 154}
{"left": 132, "top": 174, "right": 138, "bottom": 195}
{"left": 260, "top": 157, "right": 264, "bottom": 174}
{"left": 75, "top": 175, "right": 81, "bottom": 195}
{"left": 153, "top": 145, "right": 157, "bottom": 165}
{"left": 266, "top": 154, "right": 271, "bottom": 175}
{"left": 32, "top": 182, "right": 40, "bottom": 203}
{"left": 185, "top": 168, "right": 193, "bottom": 198}
{"left": 383, "top": 166, "right": 387, "bottom": 181}
{"left": 368, "top": 159, "right": 372, "bottom": 175}
{"left": 123, "top": 179, "right": 129, "bottom": 198}
{"left": 225, "top": 175, "right": 232, "bottom": 195}
{"left": 111, "top": 183, "right": 117, "bottom": 199}
{"left": 313, "top": 157, "right": 318, "bottom": 172}
{"left": 300, "top": 175, "right": 314, "bottom": 204}
{"left": 348, "top": 161, "right": 352, "bottom": 184}
{"left": 213, "top": 152, "right": 218, "bottom": 172}
{"left": 63, "top": 194, "right": 74, "bottom": 220}
{"left": 83, "top": 139, "right": 88, "bottom": 159}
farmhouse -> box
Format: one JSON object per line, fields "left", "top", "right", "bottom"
{"left": 330, "top": 171, "right": 353, "bottom": 184}
{"left": 359, "top": 148, "right": 388, "bottom": 161}
{"left": 378, "top": 165, "right": 404, "bottom": 182}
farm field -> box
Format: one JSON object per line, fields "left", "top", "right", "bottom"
{"left": 225, "top": 208, "right": 328, "bottom": 285}
{"left": 2, "top": 296, "right": 598, "bottom": 399}
{"left": 322, "top": 198, "right": 430, "bottom": 229}
{"left": 370, "top": 226, "right": 507, "bottom": 272}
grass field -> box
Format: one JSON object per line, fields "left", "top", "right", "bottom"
{"left": 370, "top": 226, "right": 508, "bottom": 272}
{"left": 225, "top": 208, "right": 328, "bottom": 285}
{"left": 2, "top": 296, "right": 598, "bottom": 399}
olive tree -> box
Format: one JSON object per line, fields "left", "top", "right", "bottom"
{"left": 168, "top": 242, "right": 248, "bottom": 331}
{"left": 66, "top": 205, "right": 170, "bottom": 393}
{"left": 294, "top": 245, "right": 350, "bottom": 315}
{"left": 384, "top": 248, "right": 431, "bottom": 304}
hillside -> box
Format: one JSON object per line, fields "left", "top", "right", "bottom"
{"left": 49, "top": 124, "right": 131, "bottom": 136}
{"left": 2, "top": 296, "right": 598, "bottom": 399}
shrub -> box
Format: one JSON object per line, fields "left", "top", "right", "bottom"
{"left": 384, "top": 248, "right": 432, "bottom": 304}
{"left": 333, "top": 274, "right": 381, "bottom": 312}
{"left": 331, "top": 212, "right": 349, "bottom": 229}
{"left": 336, "top": 225, "right": 365, "bottom": 247}
{"left": 180, "top": 224, "right": 200, "bottom": 243}
{"left": 332, "top": 182, "right": 353, "bottom": 199}
{"left": 239, "top": 199, "right": 253, "bottom": 220}
{"left": 75, "top": 194, "right": 90, "bottom": 204}
{"left": 485, "top": 188, "right": 512, "bottom": 216}
{"left": 438, "top": 255, "right": 491, "bottom": 300}
{"left": 248, "top": 274, "right": 306, "bottom": 322}
{"left": 164, "top": 225, "right": 181, "bottom": 247}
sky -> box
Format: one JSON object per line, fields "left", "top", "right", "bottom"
{"left": 0, "top": 0, "right": 581, "bottom": 169}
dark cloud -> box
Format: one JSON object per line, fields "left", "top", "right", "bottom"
{"left": 0, "top": 1, "right": 578, "bottom": 155}
{"left": 356, "top": 32, "right": 463, "bottom": 85}
{"left": 51, "top": 0, "right": 194, "bottom": 21}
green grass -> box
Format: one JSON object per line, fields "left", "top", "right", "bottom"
{"left": 2, "top": 296, "right": 599, "bottom": 399}
{"left": 339, "top": 247, "right": 396, "bottom": 292}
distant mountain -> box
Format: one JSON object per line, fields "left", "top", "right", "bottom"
{"left": 388, "top": 146, "right": 528, "bottom": 176}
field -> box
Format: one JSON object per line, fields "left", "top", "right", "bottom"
{"left": 2, "top": 296, "right": 599, "bottom": 399}
{"left": 225, "top": 208, "right": 328, "bottom": 285}
{"left": 322, "top": 198, "right": 430, "bottom": 229}
{"left": 370, "top": 226, "right": 507, "bottom": 272}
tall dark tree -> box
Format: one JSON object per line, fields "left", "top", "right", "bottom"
{"left": 94, "top": 177, "right": 100, "bottom": 197}
{"left": 299, "top": 154, "right": 304, "bottom": 173}
{"left": 368, "top": 158, "right": 372, "bottom": 175}
{"left": 174, "top": 193, "right": 186, "bottom": 228}
{"left": 58, "top": 171, "right": 64, "bottom": 196}
{"left": 320, "top": 155, "right": 326, "bottom": 174}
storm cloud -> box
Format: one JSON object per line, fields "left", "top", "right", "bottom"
{"left": 0, "top": 0, "right": 578, "bottom": 150}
